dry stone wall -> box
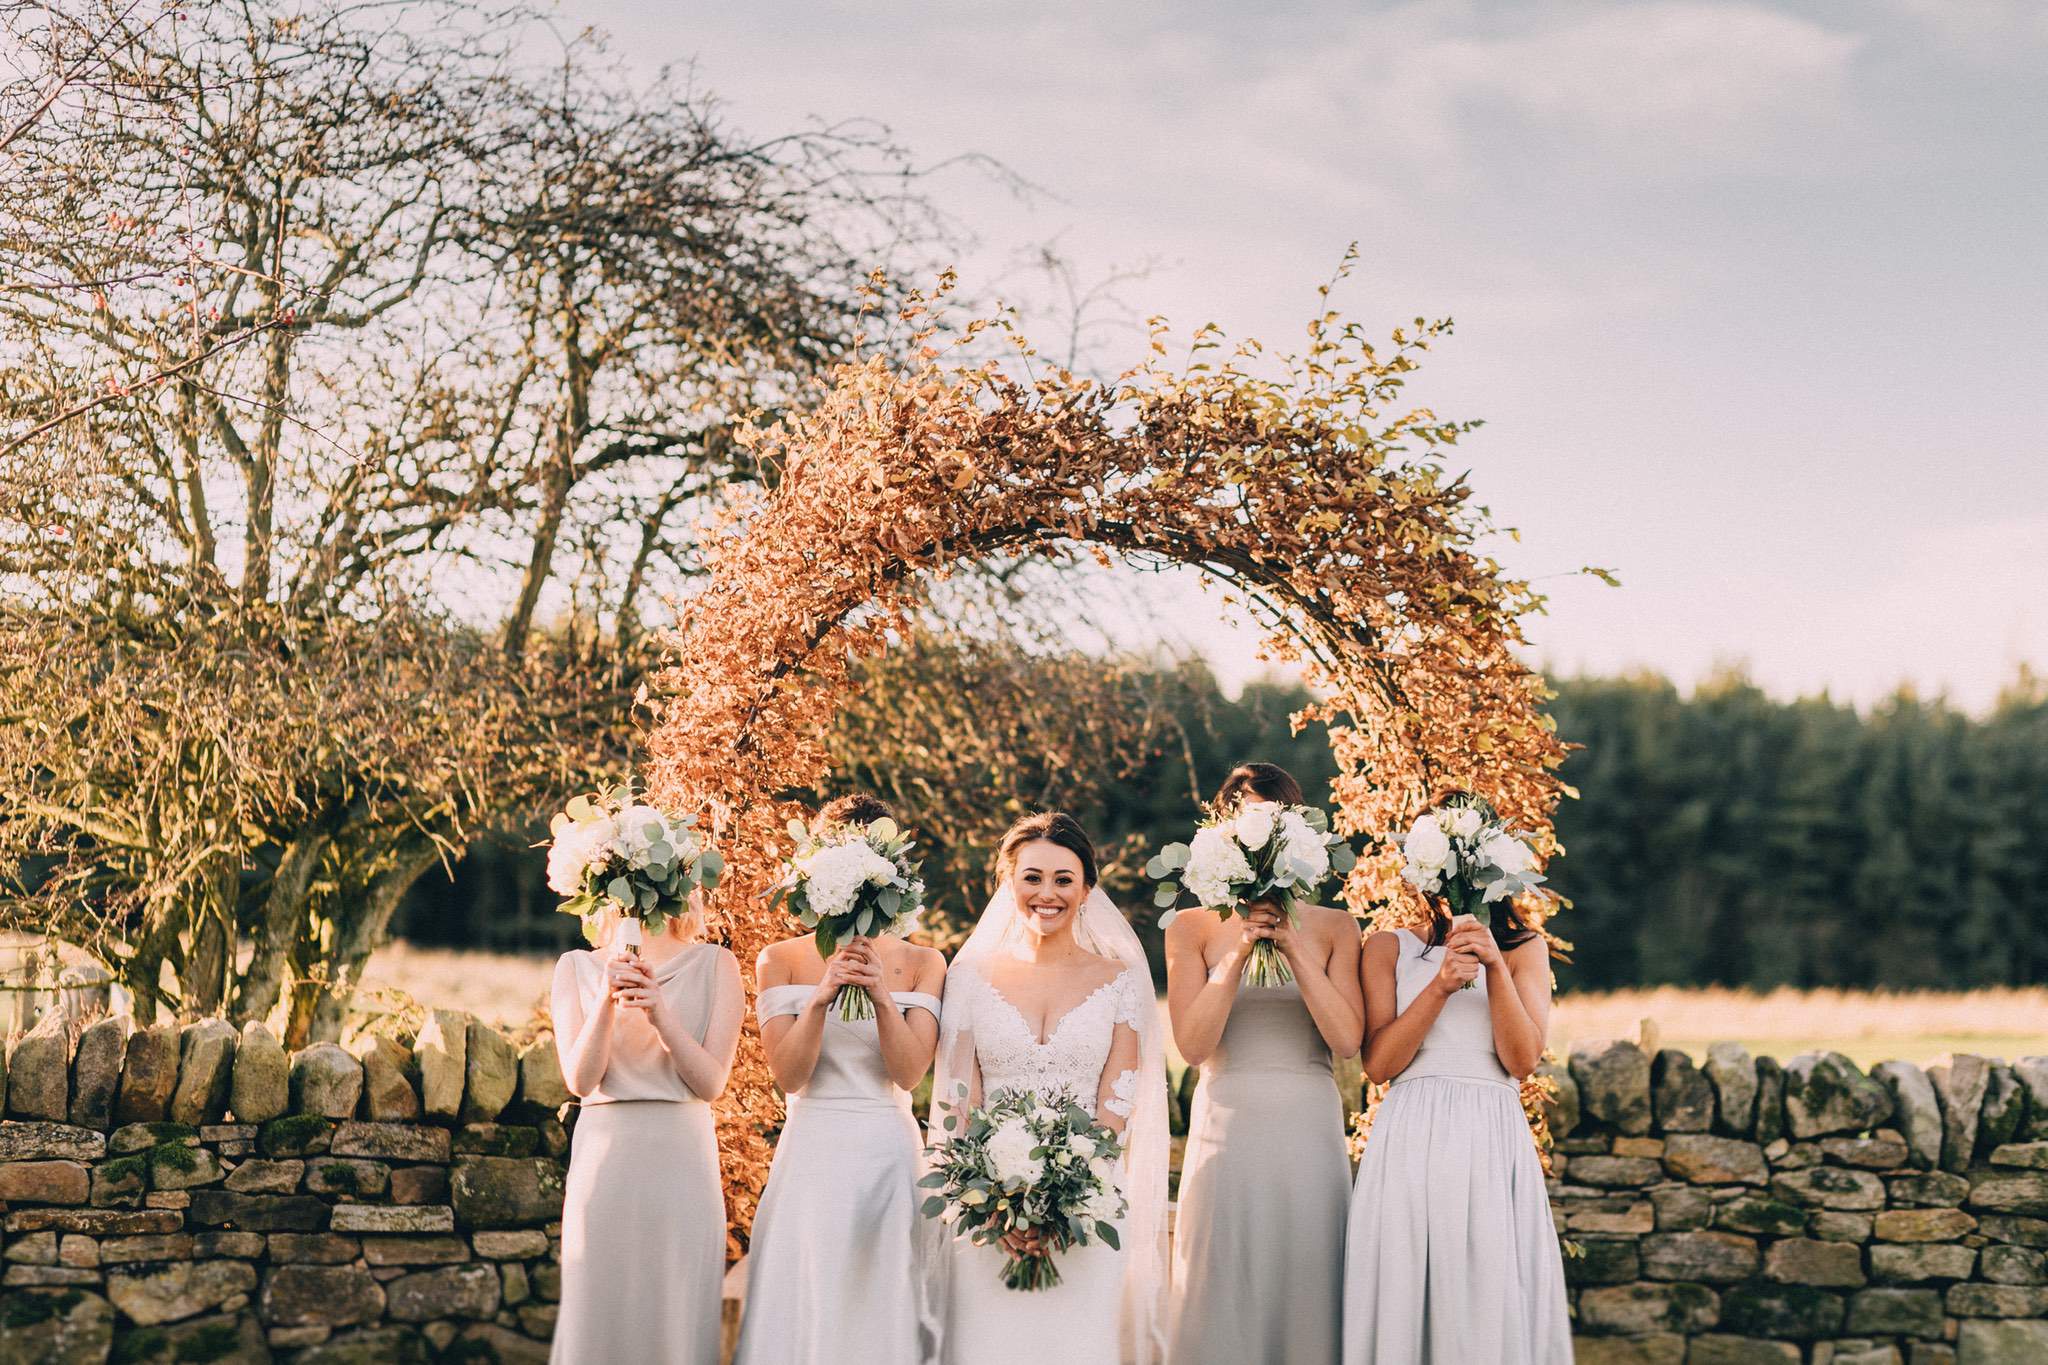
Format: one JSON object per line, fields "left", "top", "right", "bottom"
{"left": 1552, "top": 1042, "right": 2048, "bottom": 1364}
{"left": 0, "top": 1014, "right": 572, "bottom": 1363}
{"left": 7, "top": 1011, "right": 2048, "bottom": 1363}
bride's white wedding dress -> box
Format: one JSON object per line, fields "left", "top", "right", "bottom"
{"left": 924, "top": 887, "right": 1169, "bottom": 1365}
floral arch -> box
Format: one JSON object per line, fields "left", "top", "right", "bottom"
{"left": 644, "top": 304, "right": 1570, "bottom": 1247}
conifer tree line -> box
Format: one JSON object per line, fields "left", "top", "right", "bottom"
{"left": 402, "top": 664, "right": 2048, "bottom": 994}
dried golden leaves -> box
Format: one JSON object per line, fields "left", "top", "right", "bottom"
{"left": 645, "top": 306, "right": 1569, "bottom": 1240}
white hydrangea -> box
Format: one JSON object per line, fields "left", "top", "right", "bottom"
{"left": 798, "top": 840, "right": 899, "bottom": 920}
{"left": 986, "top": 1120, "right": 1044, "bottom": 1188}
{"left": 1184, "top": 825, "right": 1254, "bottom": 907}
{"left": 546, "top": 816, "right": 617, "bottom": 896}
{"left": 1234, "top": 804, "right": 1276, "bottom": 850}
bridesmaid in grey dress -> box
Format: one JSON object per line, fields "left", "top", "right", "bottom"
{"left": 1344, "top": 895, "right": 1570, "bottom": 1363}
{"left": 1164, "top": 763, "right": 1364, "bottom": 1365}
{"left": 550, "top": 904, "right": 743, "bottom": 1365}
{"left": 737, "top": 795, "right": 946, "bottom": 1365}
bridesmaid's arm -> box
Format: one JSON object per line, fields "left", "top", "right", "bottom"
{"left": 1360, "top": 930, "right": 1477, "bottom": 1085}
{"left": 648, "top": 949, "right": 745, "bottom": 1101}
{"left": 1455, "top": 922, "right": 1550, "bottom": 1079}
{"left": 1163, "top": 913, "right": 1251, "bottom": 1067}
{"left": 551, "top": 954, "right": 617, "bottom": 1098}
{"left": 1277, "top": 906, "right": 1365, "bottom": 1059}
{"left": 868, "top": 945, "right": 944, "bottom": 1092}
{"left": 758, "top": 946, "right": 829, "bottom": 1094}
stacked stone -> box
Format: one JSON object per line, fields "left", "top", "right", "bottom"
{"left": 1551, "top": 1042, "right": 2048, "bottom": 1365}
{"left": 0, "top": 1010, "right": 574, "bottom": 1364}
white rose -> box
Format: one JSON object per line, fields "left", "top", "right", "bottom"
{"left": 1067, "top": 1133, "right": 1095, "bottom": 1161}
{"left": 1402, "top": 814, "right": 1451, "bottom": 873}
{"left": 1446, "top": 806, "right": 1482, "bottom": 839}
{"left": 1081, "top": 1183, "right": 1124, "bottom": 1224}
{"left": 986, "top": 1121, "right": 1044, "bottom": 1188}
{"left": 1233, "top": 804, "right": 1276, "bottom": 851}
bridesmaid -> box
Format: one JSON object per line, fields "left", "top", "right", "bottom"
{"left": 1164, "top": 762, "right": 1363, "bottom": 1365}
{"left": 1343, "top": 795, "right": 1570, "bottom": 1364}
{"left": 550, "top": 893, "right": 742, "bottom": 1365}
{"left": 736, "top": 794, "right": 947, "bottom": 1365}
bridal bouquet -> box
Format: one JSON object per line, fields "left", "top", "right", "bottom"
{"left": 1147, "top": 803, "right": 1357, "bottom": 987}
{"left": 1400, "top": 797, "right": 1545, "bottom": 985}
{"left": 545, "top": 785, "right": 724, "bottom": 946}
{"left": 920, "top": 1086, "right": 1125, "bottom": 1291}
{"left": 767, "top": 814, "right": 926, "bottom": 1020}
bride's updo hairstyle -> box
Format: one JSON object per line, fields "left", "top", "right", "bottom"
{"left": 1212, "top": 761, "right": 1305, "bottom": 812}
{"left": 996, "top": 811, "right": 1099, "bottom": 889}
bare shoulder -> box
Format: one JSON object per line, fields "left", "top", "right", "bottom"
{"left": 757, "top": 933, "right": 817, "bottom": 974}
{"left": 1082, "top": 951, "right": 1132, "bottom": 991}
{"left": 1163, "top": 908, "right": 1211, "bottom": 950}
{"left": 1507, "top": 933, "right": 1551, "bottom": 970}
{"left": 1304, "top": 903, "right": 1361, "bottom": 942}
{"left": 895, "top": 941, "right": 947, "bottom": 991}
{"left": 1362, "top": 929, "right": 1402, "bottom": 961}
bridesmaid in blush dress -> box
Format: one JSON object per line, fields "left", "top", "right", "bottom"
{"left": 550, "top": 900, "right": 742, "bottom": 1365}
{"left": 1164, "top": 762, "right": 1363, "bottom": 1365}
{"left": 1342, "top": 860, "right": 1570, "bottom": 1363}
{"left": 735, "top": 793, "right": 947, "bottom": 1365}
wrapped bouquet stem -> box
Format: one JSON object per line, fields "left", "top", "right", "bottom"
{"left": 769, "top": 815, "right": 926, "bottom": 1021}
{"left": 1148, "top": 801, "right": 1356, "bottom": 987}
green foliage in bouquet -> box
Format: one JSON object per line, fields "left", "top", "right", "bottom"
{"left": 546, "top": 782, "right": 724, "bottom": 944}
{"left": 921, "top": 1085, "right": 1126, "bottom": 1292}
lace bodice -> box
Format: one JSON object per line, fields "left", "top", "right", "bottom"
{"left": 961, "top": 964, "right": 1149, "bottom": 1118}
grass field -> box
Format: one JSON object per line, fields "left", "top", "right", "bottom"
{"left": 363, "top": 944, "right": 2048, "bottom": 1068}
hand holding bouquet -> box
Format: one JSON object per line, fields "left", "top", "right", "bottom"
{"left": 545, "top": 785, "right": 724, "bottom": 947}
{"left": 1399, "top": 796, "right": 1545, "bottom": 986}
{"left": 920, "top": 1086, "right": 1126, "bottom": 1291}
{"left": 768, "top": 814, "right": 926, "bottom": 1020}
{"left": 1147, "top": 803, "right": 1357, "bottom": 987}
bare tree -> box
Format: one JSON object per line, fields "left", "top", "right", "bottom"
{"left": 0, "top": 0, "right": 934, "bottom": 1036}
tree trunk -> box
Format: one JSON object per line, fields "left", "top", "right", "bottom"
{"left": 306, "top": 840, "right": 444, "bottom": 1043}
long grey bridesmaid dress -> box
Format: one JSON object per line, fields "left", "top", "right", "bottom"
{"left": 1167, "top": 981, "right": 1350, "bottom": 1364}
{"left": 1341, "top": 928, "right": 1570, "bottom": 1363}
{"left": 551, "top": 942, "right": 730, "bottom": 1365}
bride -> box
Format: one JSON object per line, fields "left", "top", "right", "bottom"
{"left": 925, "top": 812, "right": 1168, "bottom": 1365}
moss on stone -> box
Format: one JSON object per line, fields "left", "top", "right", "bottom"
{"left": 319, "top": 1162, "right": 360, "bottom": 1192}
{"left": 260, "top": 1113, "right": 332, "bottom": 1155}
{"left": 172, "top": 1321, "right": 243, "bottom": 1363}
{"left": 99, "top": 1154, "right": 150, "bottom": 1186}
{"left": 143, "top": 1122, "right": 199, "bottom": 1144}
{"left": 110, "top": 1326, "right": 170, "bottom": 1364}
{"left": 0, "top": 1289, "right": 85, "bottom": 1329}
{"left": 152, "top": 1141, "right": 202, "bottom": 1174}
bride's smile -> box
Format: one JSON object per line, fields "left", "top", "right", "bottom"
{"left": 1012, "top": 846, "right": 1088, "bottom": 943}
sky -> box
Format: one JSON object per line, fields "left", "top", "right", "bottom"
{"left": 573, "top": 0, "right": 2047, "bottom": 710}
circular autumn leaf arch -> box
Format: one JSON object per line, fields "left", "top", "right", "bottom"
{"left": 645, "top": 306, "right": 1570, "bottom": 1246}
